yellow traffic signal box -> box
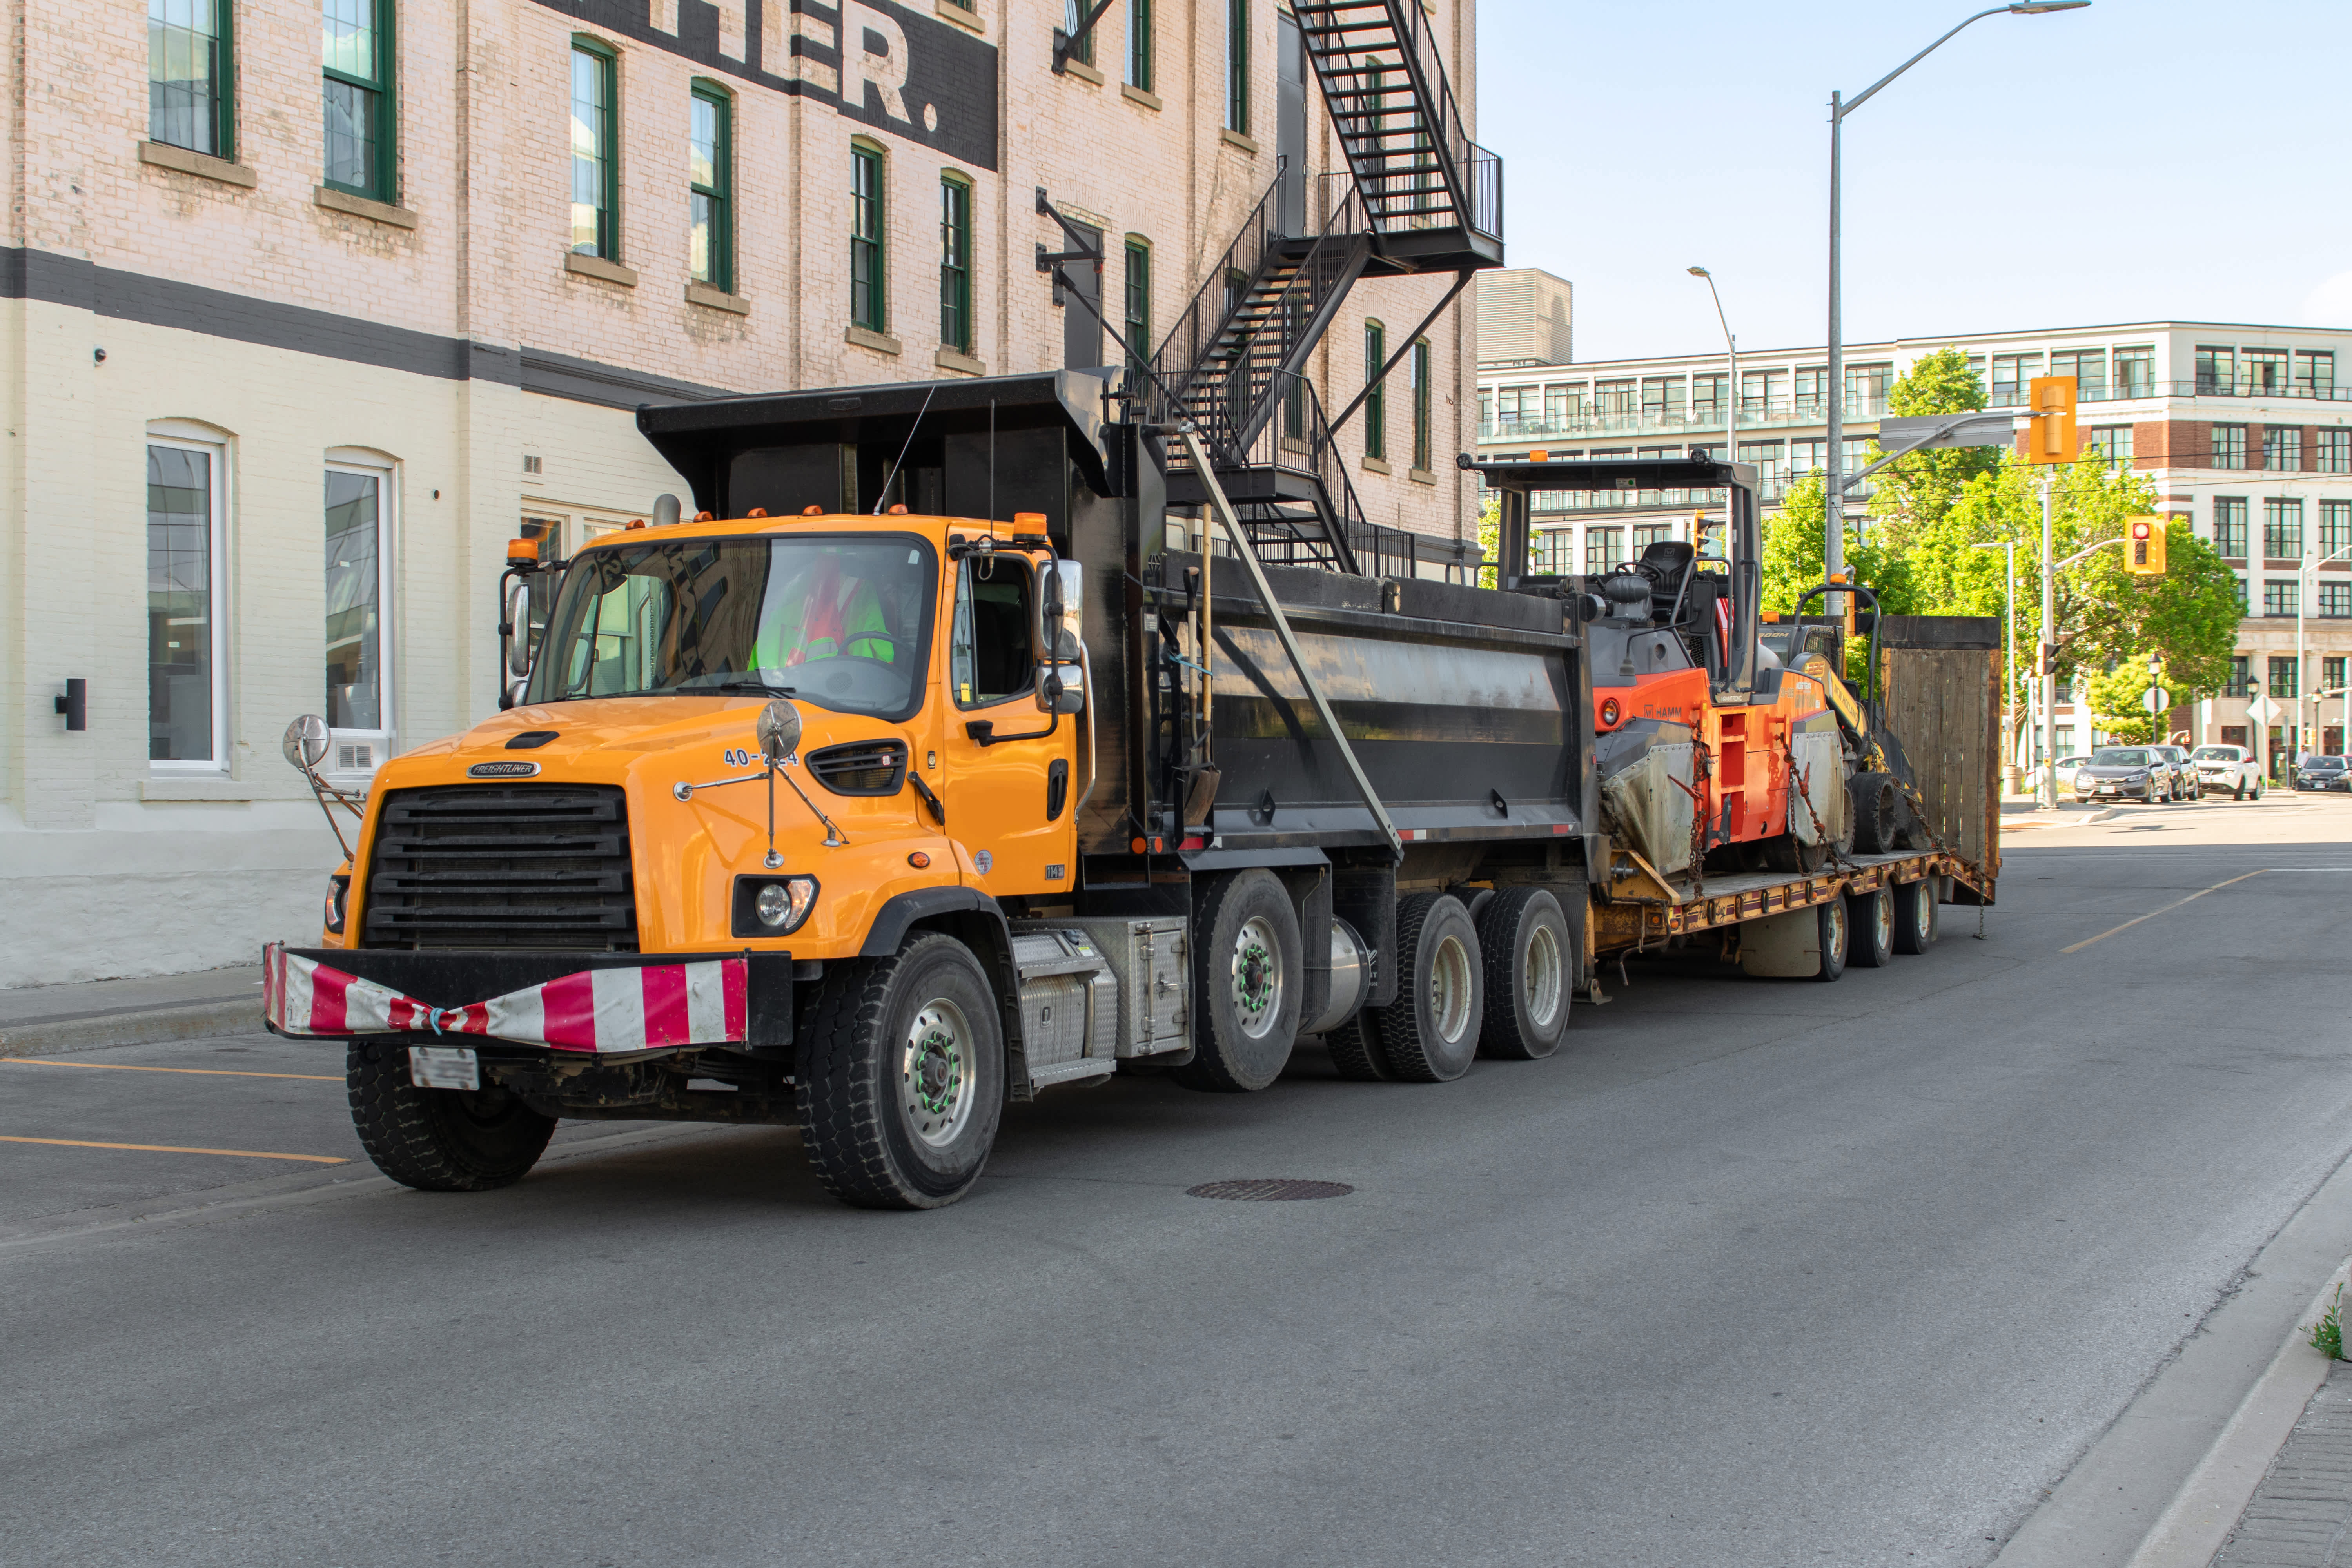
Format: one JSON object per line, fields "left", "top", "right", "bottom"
{"left": 2127, "top": 515, "right": 2167, "bottom": 575}
{"left": 2027, "top": 376, "right": 2078, "bottom": 463}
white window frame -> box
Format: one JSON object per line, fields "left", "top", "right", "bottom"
{"left": 323, "top": 450, "right": 399, "bottom": 788}
{"left": 146, "top": 425, "right": 231, "bottom": 774}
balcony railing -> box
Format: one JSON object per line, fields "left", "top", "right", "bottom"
{"left": 1477, "top": 393, "right": 1891, "bottom": 445}
{"left": 1503, "top": 466, "right": 1872, "bottom": 512}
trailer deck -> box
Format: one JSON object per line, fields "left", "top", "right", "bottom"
{"left": 1590, "top": 848, "right": 1987, "bottom": 956}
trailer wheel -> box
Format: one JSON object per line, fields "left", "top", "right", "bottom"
{"left": 1849, "top": 774, "right": 1898, "bottom": 854}
{"left": 1813, "top": 898, "right": 1849, "bottom": 982}
{"left": 1476, "top": 887, "right": 1571, "bottom": 1060}
{"left": 345, "top": 1043, "right": 555, "bottom": 1192}
{"left": 1892, "top": 878, "right": 1938, "bottom": 954}
{"left": 1370, "top": 893, "right": 1484, "bottom": 1082}
{"left": 1847, "top": 886, "right": 1894, "bottom": 968}
{"left": 797, "top": 933, "right": 1005, "bottom": 1209}
{"left": 1323, "top": 1013, "right": 1397, "bottom": 1082}
{"left": 1175, "top": 870, "right": 1303, "bottom": 1093}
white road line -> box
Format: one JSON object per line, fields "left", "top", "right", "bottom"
{"left": 2060, "top": 871, "right": 2270, "bottom": 955}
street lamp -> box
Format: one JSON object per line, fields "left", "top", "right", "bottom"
{"left": 1825, "top": 1, "right": 2091, "bottom": 609}
{"left": 1690, "top": 266, "right": 1737, "bottom": 531}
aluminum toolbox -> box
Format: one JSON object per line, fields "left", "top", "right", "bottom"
{"left": 1066, "top": 916, "right": 1189, "bottom": 1059}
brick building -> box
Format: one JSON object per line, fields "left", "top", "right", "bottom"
{"left": 1475, "top": 320, "right": 2352, "bottom": 770}
{"left": 0, "top": 0, "right": 1492, "bottom": 986}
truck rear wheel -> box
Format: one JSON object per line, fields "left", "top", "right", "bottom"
{"left": 1175, "top": 869, "right": 1303, "bottom": 1093}
{"left": 1892, "top": 878, "right": 1938, "bottom": 954}
{"left": 1813, "top": 897, "right": 1849, "bottom": 982}
{"left": 798, "top": 933, "right": 1005, "bottom": 1210}
{"left": 1476, "top": 887, "right": 1571, "bottom": 1060}
{"left": 1323, "top": 1013, "right": 1397, "bottom": 1082}
{"left": 1370, "top": 892, "right": 1483, "bottom": 1082}
{"left": 346, "top": 1043, "right": 555, "bottom": 1192}
{"left": 1847, "top": 886, "right": 1894, "bottom": 967}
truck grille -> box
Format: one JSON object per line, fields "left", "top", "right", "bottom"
{"left": 361, "top": 784, "right": 636, "bottom": 950}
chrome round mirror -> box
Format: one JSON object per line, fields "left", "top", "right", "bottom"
{"left": 756, "top": 698, "right": 802, "bottom": 765}
{"left": 282, "top": 714, "right": 331, "bottom": 773}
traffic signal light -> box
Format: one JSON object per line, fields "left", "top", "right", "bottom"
{"left": 2127, "top": 515, "right": 2167, "bottom": 575}
{"left": 2027, "top": 376, "right": 2078, "bottom": 464}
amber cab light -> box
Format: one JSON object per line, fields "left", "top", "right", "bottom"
{"left": 505, "top": 537, "right": 539, "bottom": 563}
{"left": 1599, "top": 697, "right": 1623, "bottom": 727}
{"left": 1014, "top": 512, "right": 1046, "bottom": 528}
{"left": 907, "top": 851, "right": 931, "bottom": 869}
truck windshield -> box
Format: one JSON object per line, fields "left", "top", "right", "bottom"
{"left": 530, "top": 534, "right": 938, "bottom": 720}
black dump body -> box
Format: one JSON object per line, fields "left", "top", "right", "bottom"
{"left": 639, "top": 375, "right": 1597, "bottom": 902}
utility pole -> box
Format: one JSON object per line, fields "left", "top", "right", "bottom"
{"left": 2041, "top": 473, "right": 2057, "bottom": 806}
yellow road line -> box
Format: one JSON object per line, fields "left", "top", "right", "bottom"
{"left": 2061, "top": 870, "right": 2269, "bottom": 955}
{"left": 2, "top": 1058, "right": 338, "bottom": 1082}
{"left": 0, "top": 1135, "right": 348, "bottom": 1164}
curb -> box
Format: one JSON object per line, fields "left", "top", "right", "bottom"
{"left": 0, "top": 996, "right": 263, "bottom": 1058}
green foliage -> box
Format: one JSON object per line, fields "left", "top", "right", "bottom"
{"left": 2312, "top": 1283, "right": 2346, "bottom": 1362}
{"left": 1476, "top": 490, "right": 1500, "bottom": 589}
{"left": 1866, "top": 347, "right": 1999, "bottom": 552}
{"left": 1762, "top": 472, "right": 1914, "bottom": 619}
{"left": 2084, "top": 664, "right": 2156, "bottom": 744}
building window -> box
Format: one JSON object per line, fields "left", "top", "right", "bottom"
{"left": 2087, "top": 426, "right": 2133, "bottom": 464}
{"left": 1788, "top": 438, "right": 1827, "bottom": 477}
{"left": 2114, "top": 345, "right": 2156, "bottom": 398}
{"left": 149, "top": 0, "right": 232, "bottom": 158}
{"left": 688, "top": 85, "right": 732, "bottom": 292}
{"left": 1641, "top": 377, "right": 1687, "bottom": 422}
{"left": 569, "top": 41, "right": 618, "bottom": 258}
{"left": 2211, "top": 424, "right": 2247, "bottom": 470}
{"left": 1060, "top": 0, "right": 1094, "bottom": 66}
{"left": 851, "top": 143, "right": 886, "bottom": 332}
{"left": 1585, "top": 526, "right": 1625, "bottom": 575}
{"left": 2323, "top": 584, "right": 2352, "bottom": 620}
{"left": 2266, "top": 580, "right": 2300, "bottom": 618}
{"left": 2050, "top": 348, "right": 2106, "bottom": 401}
{"left": 2299, "top": 350, "right": 2336, "bottom": 397}
{"left": 1691, "top": 373, "right": 1727, "bottom": 423}
{"left": 1126, "top": 0, "right": 1152, "bottom": 90}
{"left": 1595, "top": 378, "right": 1636, "bottom": 417}
{"left": 2246, "top": 348, "right": 2289, "bottom": 395}
{"left": 1122, "top": 236, "right": 1150, "bottom": 377}
{"left": 1493, "top": 386, "right": 1535, "bottom": 427}
{"left": 323, "top": 0, "right": 393, "bottom": 201}
{"left": 1738, "top": 440, "right": 1786, "bottom": 493}
{"left": 1530, "top": 529, "right": 1572, "bottom": 573}
{"left": 147, "top": 440, "right": 225, "bottom": 766}
{"left": 2263, "top": 426, "right": 2302, "bottom": 471}
{"left": 325, "top": 466, "right": 392, "bottom": 769}
{"left": 2318, "top": 430, "right": 2352, "bottom": 474}
{"left": 1633, "top": 523, "right": 1674, "bottom": 554}
{"left": 1226, "top": 0, "right": 1249, "bottom": 134}
{"left": 2323, "top": 501, "right": 2352, "bottom": 557}
{"left": 1794, "top": 366, "right": 1826, "bottom": 414}
{"left": 1990, "top": 353, "right": 2040, "bottom": 407}
{"left": 1410, "top": 339, "right": 1432, "bottom": 472}
{"left": 1363, "top": 321, "right": 1387, "bottom": 461}
{"left": 2197, "top": 346, "right": 2237, "bottom": 396}
{"left": 2214, "top": 496, "right": 2249, "bottom": 558}
{"left": 2271, "top": 655, "right": 2300, "bottom": 698}
{"left": 2265, "top": 498, "right": 2304, "bottom": 559}
{"left": 2327, "top": 655, "right": 2348, "bottom": 690}
{"left": 938, "top": 174, "right": 972, "bottom": 351}
{"left": 1545, "top": 383, "right": 1586, "bottom": 424}
{"left": 1844, "top": 361, "right": 1892, "bottom": 411}
{"left": 2226, "top": 656, "right": 2253, "bottom": 697}
{"left": 1741, "top": 368, "right": 1786, "bottom": 414}
{"left": 2232, "top": 575, "right": 2249, "bottom": 614}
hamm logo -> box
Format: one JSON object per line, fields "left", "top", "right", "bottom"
{"left": 468, "top": 760, "right": 541, "bottom": 778}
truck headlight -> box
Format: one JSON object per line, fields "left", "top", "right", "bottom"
{"left": 735, "top": 874, "right": 818, "bottom": 936}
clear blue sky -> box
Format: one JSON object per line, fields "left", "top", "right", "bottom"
{"left": 1476, "top": 0, "right": 2352, "bottom": 363}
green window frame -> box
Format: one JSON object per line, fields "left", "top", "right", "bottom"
{"left": 690, "top": 83, "right": 732, "bottom": 292}
{"left": 1226, "top": 0, "right": 1249, "bottom": 134}
{"left": 149, "top": 0, "right": 234, "bottom": 160}
{"left": 851, "top": 143, "right": 887, "bottom": 332}
{"left": 1123, "top": 238, "right": 1151, "bottom": 379}
{"left": 323, "top": 0, "right": 394, "bottom": 201}
{"left": 1363, "top": 320, "right": 1387, "bottom": 461}
{"left": 939, "top": 173, "right": 973, "bottom": 352}
{"left": 570, "top": 40, "right": 619, "bottom": 260}
{"left": 1411, "top": 338, "right": 1432, "bottom": 472}
{"left": 1127, "top": 0, "right": 1152, "bottom": 91}
{"left": 1061, "top": 0, "right": 1094, "bottom": 67}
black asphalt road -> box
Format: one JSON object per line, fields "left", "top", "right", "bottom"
{"left": 8, "top": 804, "right": 2352, "bottom": 1567}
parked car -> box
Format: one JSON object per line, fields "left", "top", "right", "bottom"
{"left": 2073, "top": 746, "right": 2180, "bottom": 803}
{"left": 2151, "top": 745, "right": 2198, "bottom": 803}
{"left": 2191, "top": 743, "right": 2265, "bottom": 800}
{"left": 2020, "top": 755, "right": 2089, "bottom": 796}
{"left": 2294, "top": 754, "right": 2351, "bottom": 791}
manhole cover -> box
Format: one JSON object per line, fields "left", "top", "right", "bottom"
{"left": 1186, "top": 1179, "right": 1354, "bottom": 1202}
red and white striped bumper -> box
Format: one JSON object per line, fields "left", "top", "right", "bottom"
{"left": 263, "top": 944, "right": 749, "bottom": 1054}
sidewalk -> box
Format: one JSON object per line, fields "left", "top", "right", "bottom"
{"left": 2212, "top": 1362, "right": 2352, "bottom": 1566}
{"left": 0, "top": 965, "right": 265, "bottom": 1057}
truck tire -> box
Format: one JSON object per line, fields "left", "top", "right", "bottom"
{"left": 345, "top": 1042, "right": 555, "bottom": 1192}
{"left": 1849, "top": 773, "right": 1898, "bottom": 854}
{"left": 1892, "top": 878, "right": 1937, "bottom": 954}
{"left": 1813, "top": 897, "right": 1849, "bottom": 982}
{"left": 1323, "top": 1013, "right": 1397, "bottom": 1082}
{"left": 1847, "top": 886, "right": 1893, "bottom": 968}
{"left": 1175, "top": 869, "right": 1303, "bottom": 1093}
{"left": 1369, "top": 892, "right": 1483, "bottom": 1082}
{"left": 798, "top": 933, "right": 1005, "bottom": 1210}
{"left": 1475, "top": 887, "right": 1571, "bottom": 1060}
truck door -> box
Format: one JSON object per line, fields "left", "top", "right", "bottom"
{"left": 940, "top": 552, "right": 1078, "bottom": 898}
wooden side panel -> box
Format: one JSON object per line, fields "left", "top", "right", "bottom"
{"left": 1884, "top": 645, "right": 2002, "bottom": 890}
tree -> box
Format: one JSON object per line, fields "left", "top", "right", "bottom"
{"left": 2084, "top": 663, "right": 2155, "bottom": 745}
{"left": 1864, "top": 347, "right": 2000, "bottom": 553}
{"left": 1475, "top": 489, "right": 1500, "bottom": 588}
{"left": 1761, "top": 471, "right": 1914, "bottom": 618}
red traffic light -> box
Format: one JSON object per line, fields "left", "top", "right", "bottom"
{"left": 2131, "top": 519, "right": 2152, "bottom": 541}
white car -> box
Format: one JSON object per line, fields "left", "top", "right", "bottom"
{"left": 2190, "top": 743, "right": 2265, "bottom": 800}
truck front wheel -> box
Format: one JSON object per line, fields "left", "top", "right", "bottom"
{"left": 798, "top": 933, "right": 1005, "bottom": 1210}
{"left": 346, "top": 1043, "right": 555, "bottom": 1192}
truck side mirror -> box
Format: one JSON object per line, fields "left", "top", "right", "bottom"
{"left": 1036, "top": 662, "right": 1085, "bottom": 715}
{"left": 1038, "top": 560, "right": 1082, "bottom": 658}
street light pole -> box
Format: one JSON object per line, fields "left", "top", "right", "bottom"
{"left": 1689, "top": 266, "right": 1736, "bottom": 544}
{"left": 2042, "top": 475, "right": 2057, "bottom": 805}
{"left": 1826, "top": 1, "right": 2091, "bottom": 617}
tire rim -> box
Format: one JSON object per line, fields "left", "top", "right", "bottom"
{"left": 1230, "top": 915, "right": 1284, "bottom": 1040}
{"left": 1872, "top": 893, "right": 1893, "bottom": 953}
{"left": 1915, "top": 891, "right": 1934, "bottom": 944}
{"left": 900, "top": 998, "right": 975, "bottom": 1149}
{"left": 1824, "top": 900, "right": 1847, "bottom": 960}
{"left": 1524, "top": 922, "right": 1564, "bottom": 1029}
{"left": 1429, "top": 933, "right": 1473, "bottom": 1043}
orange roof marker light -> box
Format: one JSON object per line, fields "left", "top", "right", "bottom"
{"left": 624, "top": 519, "right": 646, "bottom": 530}
{"left": 746, "top": 507, "right": 768, "bottom": 517}
{"left": 888, "top": 504, "right": 909, "bottom": 515}
{"left": 695, "top": 510, "right": 715, "bottom": 521}
{"left": 802, "top": 505, "right": 823, "bottom": 516}
{"left": 505, "top": 537, "right": 540, "bottom": 564}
